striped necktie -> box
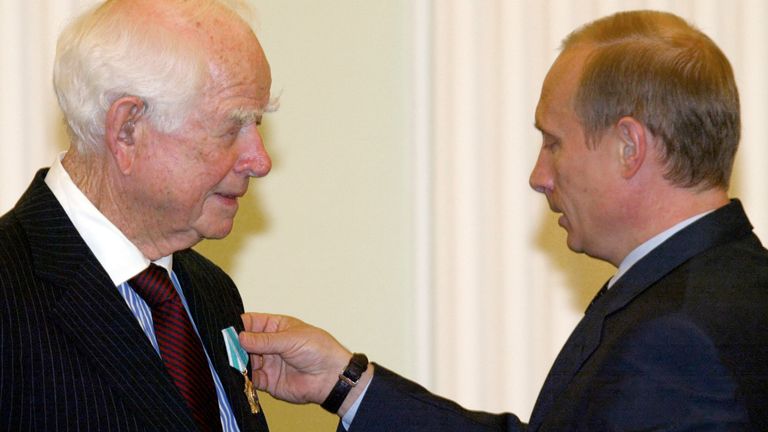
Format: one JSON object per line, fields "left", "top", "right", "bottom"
{"left": 130, "top": 264, "right": 222, "bottom": 431}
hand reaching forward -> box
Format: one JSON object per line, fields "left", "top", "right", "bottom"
{"left": 239, "top": 313, "right": 373, "bottom": 415}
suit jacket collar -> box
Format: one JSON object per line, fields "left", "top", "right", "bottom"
{"left": 529, "top": 199, "right": 753, "bottom": 429}
{"left": 596, "top": 199, "right": 752, "bottom": 318}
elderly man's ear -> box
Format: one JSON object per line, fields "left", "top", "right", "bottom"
{"left": 106, "top": 96, "right": 144, "bottom": 174}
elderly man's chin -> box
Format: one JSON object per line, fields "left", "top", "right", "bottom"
{"left": 196, "top": 218, "right": 237, "bottom": 241}
{"left": 193, "top": 202, "right": 240, "bottom": 240}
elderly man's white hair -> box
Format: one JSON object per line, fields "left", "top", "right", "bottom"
{"left": 53, "top": 0, "right": 259, "bottom": 154}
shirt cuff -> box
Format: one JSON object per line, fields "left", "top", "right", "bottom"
{"left": 340, "top": 378, "right": 372, "bottom": 430}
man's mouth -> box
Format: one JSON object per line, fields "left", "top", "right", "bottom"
{"left": 215, "top": 192, "right": 243, "bottom": 206}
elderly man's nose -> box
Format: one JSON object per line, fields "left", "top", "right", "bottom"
{"left": 236, "top": 128, "right": 271, "bottom": 177}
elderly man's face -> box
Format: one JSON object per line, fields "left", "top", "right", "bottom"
{"left": 130, "top": 33, "right": 272, "bottom": 244}
{"left": 529, "top": 47, "right": 626, "bottom": 264}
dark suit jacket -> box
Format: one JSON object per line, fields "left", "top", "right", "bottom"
{"left": 345, "top": 200, "right": 768, "bottom": 431}
{"left": 0, "top": 170, "right": 269, "bottom": 431}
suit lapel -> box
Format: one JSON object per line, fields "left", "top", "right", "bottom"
{"left": 174, "top": 252, "right": 270, "bottom": 431}
{"left": 16, "top": 171, "right": 196, "bottom": 431}
{"left": 528, "top": 301, "right": 605, "bottom": 429}
{"left": 530, "top": 200, "right": 753, "bottom": 429}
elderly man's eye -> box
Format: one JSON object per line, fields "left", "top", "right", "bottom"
{"left": 217, "top": 125, "right": 240, "bottom": 138}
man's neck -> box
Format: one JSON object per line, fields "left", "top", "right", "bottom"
{"left": 613, "top": 187, "right": 730, "bottom": 266}
{"left": 61, "top": 150, "right": 190, "bottom": 261}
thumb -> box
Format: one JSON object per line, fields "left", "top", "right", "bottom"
{"left": 241, "top": 312, "right": 278, "bottom": 332}
{"left": 238, "top": 330, "right": 294, "bottom": 355}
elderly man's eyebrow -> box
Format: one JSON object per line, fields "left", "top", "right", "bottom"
{"left": 229, "top": 97, "right": 281, "bottom": 125}
{"left": 229, "top": 108, "right": 260, "bottom": 125}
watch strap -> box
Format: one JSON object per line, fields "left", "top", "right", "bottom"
{"left": 321, "top": 353, "right": 369, "bottom": 413}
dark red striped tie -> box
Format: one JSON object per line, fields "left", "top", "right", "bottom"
{"left": 130, "top": 264, "right": 222, "bottom": 432}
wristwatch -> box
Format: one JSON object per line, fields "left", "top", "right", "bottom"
{"left": 321, "top": 353, "right": 369, "bottom": 413}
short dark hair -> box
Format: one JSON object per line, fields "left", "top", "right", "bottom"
{"left": 564, "top": 10, "right": 740, "bottom": 189}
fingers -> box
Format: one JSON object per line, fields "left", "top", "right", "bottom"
{"left": 246, "top": 352, "right": 276, "bottom": 393}
{"left": 249, "top": 363, "right": 271, "bottom": 392}
{"left": 241, "top": 312, "right": 304, "bottom": 333}
{"left": 238, "top": 330, "right": 293, "bottom": 355}
{"left": 237, "top": 312, "right": 361, "bottom": 405}
{"left": 240, "top": 312, "right": 311, "bottom": 355}
{"left": 241, "top": 312, "right": 280, "bottom": 332}
{"left": 250, "top": 353, "right": 264, "bottom": 370}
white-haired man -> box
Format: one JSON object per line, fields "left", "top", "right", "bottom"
{"left": 0, "top": 1, "right": 274, "bottom": 430}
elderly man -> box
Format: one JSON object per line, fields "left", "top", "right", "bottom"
{"left": 238, "top": 10, "right": 768, "bottom": 431}
{"left": 0, "top": 0, "right": 273, "bottom": 431}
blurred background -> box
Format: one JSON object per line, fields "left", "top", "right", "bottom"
{"left": 2, "top": 0, "right": 766, "bottom": 430}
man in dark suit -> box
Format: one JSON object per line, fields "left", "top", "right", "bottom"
{"left": 0, "top": 0, "right": 274, "bottom": 430}
{"left": 237, "top": 10, "right": 768, "bottom": 431}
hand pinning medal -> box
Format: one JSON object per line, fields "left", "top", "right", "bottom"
{"left": 222, "top": 326, "right": 260, "bottom": 414}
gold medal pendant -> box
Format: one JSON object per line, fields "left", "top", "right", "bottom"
{"left": 222, "top": 326, "right": 261, "bottom": 415}
{"left": 243, "top": 370, "right": 260, "bottom": 414}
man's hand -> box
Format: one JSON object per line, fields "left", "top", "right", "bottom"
{"left": 239, "top": 313, "right": 372, "bottom": 415}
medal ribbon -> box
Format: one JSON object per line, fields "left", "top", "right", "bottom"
{"left": 221, "top": 326, "right": 260, "bottom": 414}
{"left": 222, "top": 326, "right": 249, "bottom": 372}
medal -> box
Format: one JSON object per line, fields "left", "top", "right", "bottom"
{"left": 222, "top": 326, "right": 261, "bottom": 414}
{"left": 242, "top": 370, "right": 260, "bottom": 414}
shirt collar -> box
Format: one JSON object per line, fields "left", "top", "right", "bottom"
{"left": 44, "top": 153, "right": 172, "bottom": 285}
{"left": 609, "top": 210, "right": 713, "bottom": 288}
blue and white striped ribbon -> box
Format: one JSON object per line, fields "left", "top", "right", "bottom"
{"left": 222, "top": 326, "right": 249, "bottom": 372}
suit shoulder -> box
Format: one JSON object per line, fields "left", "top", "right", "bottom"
{"left": 0, "top": 209, "right": 32, "bottom": 276}
{"left": 0, "top": 205, "right": 19, "bottom": 233}
{"left": 682, "top": 234, "right": 768, "bottom": 305}
{"left": 0, "top": 209, "right": 42, "bottom": 331}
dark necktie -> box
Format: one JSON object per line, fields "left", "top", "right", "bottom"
{"left": 130, "top": 264, "right": 222, "bottom": 432}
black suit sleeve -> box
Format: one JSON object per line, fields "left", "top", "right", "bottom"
{"left": 343, "top": 364, "right": 525, "bottom": 432}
